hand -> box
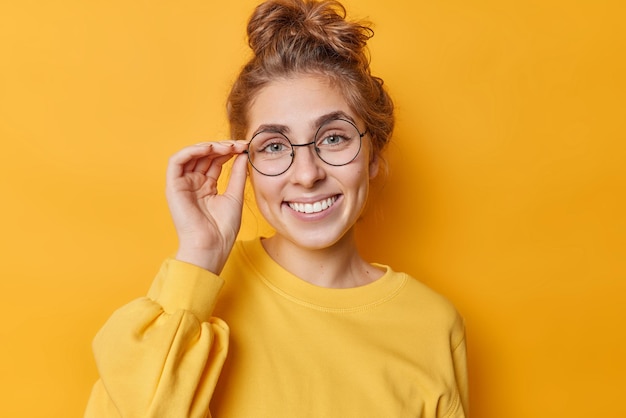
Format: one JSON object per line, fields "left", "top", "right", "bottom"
{"left": 165, "top": 140, "right": 249, "bottom": 273}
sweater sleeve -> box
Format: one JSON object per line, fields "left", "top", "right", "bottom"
{"left": 84, "top": 259, "right": 229, "bottom": 418}
{"left": 449, "top": 317, "right": 469, "bottom": 417}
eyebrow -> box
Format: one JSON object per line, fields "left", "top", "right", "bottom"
{"left": 313, "top": 111, "right": 357, "bottom": 128}
{"left": 250, "top": 110, "right": 357, "bottom": 138}
{"left": 252, "top": 123, "right": 290, "bottom": 137}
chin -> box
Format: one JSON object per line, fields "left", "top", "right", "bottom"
{"left": 284, "top": 225, "right": 354, "bottom": 251}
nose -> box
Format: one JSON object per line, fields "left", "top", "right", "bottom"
{"left": 290, "top": 141, "right": 326, "bottom": 187}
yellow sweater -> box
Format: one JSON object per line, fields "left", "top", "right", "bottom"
{"left": 86, "top": 239, "right": 468, "bottom": 417}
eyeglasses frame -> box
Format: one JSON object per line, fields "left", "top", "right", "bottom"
{"left": 244, "top": 118, "right": 368, "bottom": 177}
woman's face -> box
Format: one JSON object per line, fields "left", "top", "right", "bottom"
{"left": 246, "top": 75, "right": 379, "bottom": 251}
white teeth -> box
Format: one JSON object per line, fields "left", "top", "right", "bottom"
{"left": 289, "top": 196, "right": 337, "bottom": 214}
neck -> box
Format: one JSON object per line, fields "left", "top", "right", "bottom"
{"left": 261, "top": 230, "right": 383, "bottom": 288}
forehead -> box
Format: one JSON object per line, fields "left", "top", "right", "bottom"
{"left": 246, "top": 75, "right": 358, "bottom": 136}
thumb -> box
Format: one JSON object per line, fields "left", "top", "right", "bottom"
{"left": 224, "top": 153, "right": 248, "bottom": 203}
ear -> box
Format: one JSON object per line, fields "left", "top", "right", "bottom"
{"left": 369, "top": 153, "right": 380, "bottom": 179}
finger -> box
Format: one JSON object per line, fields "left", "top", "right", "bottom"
{"left": 189, "top": 141, "right": 249, "bottom": 173}
{"left": 167, "top": 144, "right": 212, "bottom": 180}
{"left": 182, "top": 155, "right": 201, "bottom": 173}
{"left": 205, "top": 153, "right": 235, "bottom": 182}
{"left": 196, "top": 140, "right": 248, "bottom": 155}
{"left": 196, "top": 142, "right": 248, "bottom": 180}
{"left": 192, "top": 143, "right": 236, "bottom": 174}
{"left": 224, "top": 153, "right": 249, "bottom": 202}
{"left": 167, "top": 142, "right": 242, "bottom": 180}
{"left": 218, "top": 139, "right": 249, "bottom": 153}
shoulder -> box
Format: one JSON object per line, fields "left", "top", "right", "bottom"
{"left": 383, "top": 266, "right": 459, "bottom": 315}
{"left": 383, "top": 266, "right": 465, "bottom": 344}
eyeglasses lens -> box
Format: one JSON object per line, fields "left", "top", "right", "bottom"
{"left": 247, "top": 119, "right": 362, "bottom": 176}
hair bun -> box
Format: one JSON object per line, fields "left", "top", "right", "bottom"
{"left": 247, "top": 0, "right": 373, "bottom": 68}
{"left": 228, "top": 0, "right": 394, "bottom": 153}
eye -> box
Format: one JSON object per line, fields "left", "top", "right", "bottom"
{"left": 250, "top": 132, "right": 291, "bottom": 156}
{"left": 315, "top": 119, "right": 359, "bottom": 149}
{"left": 320, "top": 134, "right": 347, "bottom": 146}
{"left": 317, "top": 130, "right": 354, "bottom": 149}
{"left": 262, "top": 141, "right": 289, "bottom": 153}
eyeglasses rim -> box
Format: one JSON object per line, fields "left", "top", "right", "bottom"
{"left": 244, "top": 118, "right": 367, "bottom": 177}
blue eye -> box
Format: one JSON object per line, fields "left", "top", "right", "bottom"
{"left": 320, "top": 134, "right": 347, "bottom": 146}
{"left": 262, "top": 142, "right": 289, "bottom": 153}
{"left": 250, "top": 132, "right": 291, "bottom": 156}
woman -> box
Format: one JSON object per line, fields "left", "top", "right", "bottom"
{"left": 86, "top": 0, "right": 468, "bottom": 416}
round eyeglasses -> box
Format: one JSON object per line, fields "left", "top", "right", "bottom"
{"left": 245, "top": 118, "right": 367, "bottom": 176}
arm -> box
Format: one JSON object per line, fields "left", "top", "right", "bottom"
{"left": 444, "top": 316, "right": 469, "bottom": 418}
{"left": 451, "top": 332, "right": 469, "bottom": 417}
{"left": 434, "top": 311, "right": 469, "bottom": 418}
{"left": 85, "top": 259, "right": 228, "bottom": 418}
{"left": 85, "top": 142, "right": 249, "bottom": 417}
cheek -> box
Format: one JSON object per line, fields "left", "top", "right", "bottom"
{"left": 250, "top": 174, "right": 279, "bottom": 211}
{"left": 342, "top": 166, "right": 371, "bottom": 205}
{"left": 249, "top": 168, "right": 267, "bottom": 191}
{"left": 353, "top": 154, "right": 375, "bottom": 186}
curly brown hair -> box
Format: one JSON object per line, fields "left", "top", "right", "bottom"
{"left": 227, "top": 0, "right": 394, "bottom": 157}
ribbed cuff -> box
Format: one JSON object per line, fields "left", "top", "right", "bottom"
{"left": 147, "top": 258, "right": 224, "bottom": 321}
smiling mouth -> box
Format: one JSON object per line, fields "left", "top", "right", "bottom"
{"left": 288, "top": 196, "right": 338, "bottom": 214}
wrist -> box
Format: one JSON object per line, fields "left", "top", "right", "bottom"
{"left": 175, "top": 247, "right": 228, "bottom": 274}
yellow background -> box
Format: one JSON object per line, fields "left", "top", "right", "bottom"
{"left": 1, "top": 0, "right": 624, "bottom": 416}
